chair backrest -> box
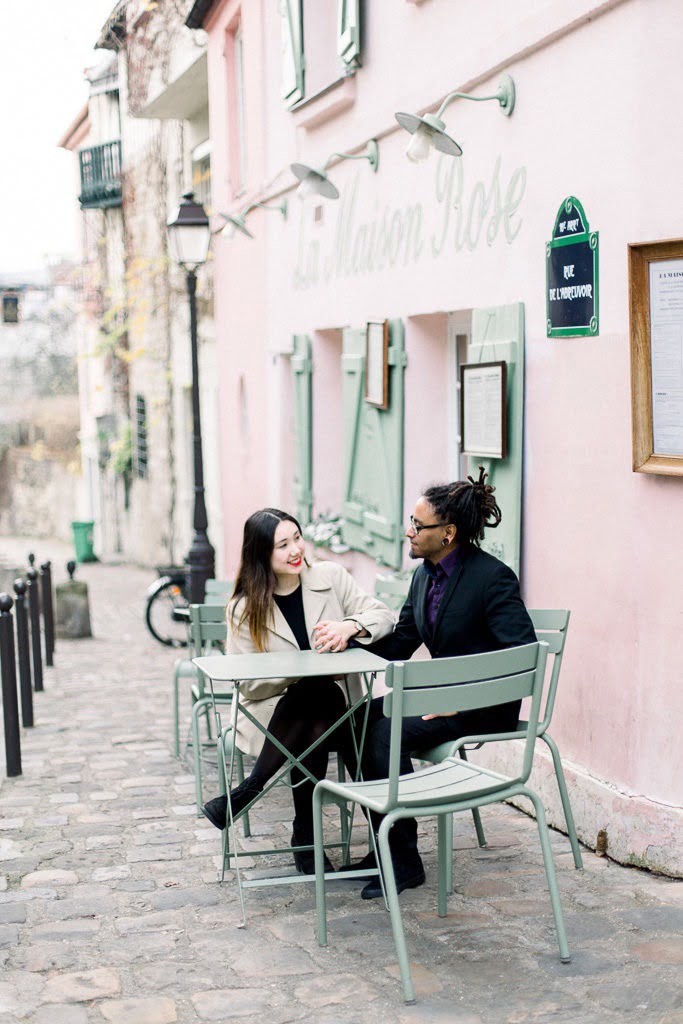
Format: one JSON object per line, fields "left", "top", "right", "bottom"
{"left": 189, "top": 602, "right": 228, "bottom": 658}
{"left": 528, "top": 609, "right": 570, "bottom": 733}
{"left": 205, "top": 578, "right": 234, "bottom": 598}
{"left": 374, "top": 572, "right": 413, "bottom": 612}
{"left": 382, "top": 642, "right": 547, "bottom": 805}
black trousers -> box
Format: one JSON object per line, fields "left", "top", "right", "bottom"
{"left": 360, "top": 696, "right": 520, "bottom": 862}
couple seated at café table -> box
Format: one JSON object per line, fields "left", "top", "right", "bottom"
{"left": 202, "top": 468, "right": 536, "bottom": 900}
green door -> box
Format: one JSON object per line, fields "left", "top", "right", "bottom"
{"left": 341, "top": 321, "right": 407, "bottom": 569}
{"left": 291, "top": 334, "right": 313, "bottom": 525}
{"left": 465, "top": 303, "right": 525, "bottom": 578}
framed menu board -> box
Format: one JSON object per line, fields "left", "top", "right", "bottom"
{"left": 460, "top": 361, "right": 507, "bottom": 459}
{"left": 629, "top": 239, "right": 683, "bottom": 476}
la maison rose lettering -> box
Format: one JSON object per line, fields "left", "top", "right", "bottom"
{"left": 293, "top": 154, "right": 527, "bottom": 290}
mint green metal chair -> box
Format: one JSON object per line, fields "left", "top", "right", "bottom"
{"left": 172, "top": 580, "right": 232, "bottom": 759}
{"left": 312, "top": 642, "right": 571, "bottom": 1005}
{"left": 422, "top": 610, "right": 582, "bottom": 884}
{"left": 187, "top": 601, "right": 249, "bottom": 822}
{"left": 374, "top": 572, "right": 413, "bottom": 612}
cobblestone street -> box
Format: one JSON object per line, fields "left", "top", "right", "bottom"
{"left": 0, "top": 551, "right": 681, "bottom": 1023}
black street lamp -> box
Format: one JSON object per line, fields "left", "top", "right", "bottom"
{"left": 167, "top": 191, "right": 215, "bottom": 603}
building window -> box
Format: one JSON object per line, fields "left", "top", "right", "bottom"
{"left": 2, "top": 294, "right": 19, "bottom": 324}
{"left": 191, "top": 140, "right": 212, "bottom": 212}
{"left": 135, "top": 394, "right": 148, "bottom": 479}
{"left": 226, "top": 16, "right": 248, "bottom": 195}
{"left": 280, "top": 0, "right": 360, "bottom": 109}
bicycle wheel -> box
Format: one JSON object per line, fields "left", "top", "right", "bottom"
{"left": 145, "top": 575, "right": 190, "bottom": 648}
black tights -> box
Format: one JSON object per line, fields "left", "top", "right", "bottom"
{"left": 235, "top": 676, "right": 359, "bottom": 839}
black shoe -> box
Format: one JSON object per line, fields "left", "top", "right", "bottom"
{"left": 338, "top": 849, "right": 378, "bottom": 879}
{"left": 360, "top": 854, "right": 425, "bottom": 900}
{"left": 291, "top": 833, "right": 335, "bottom": 875}
{"left": 202, "top": 781, "right": 260, "bottom": 831}
{"left": 202, "top": 794, "right": 228, "bottom": 830}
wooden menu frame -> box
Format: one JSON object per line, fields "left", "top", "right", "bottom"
{"left": 629, "top": 238, "right": 683, "bottom": 475}
{"left": 365, "top": 319, "right": 389, "bottom": 409}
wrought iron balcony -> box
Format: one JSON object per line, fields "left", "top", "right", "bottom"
{"left": 78, "top": 140, "right": 122, "bottom": 209}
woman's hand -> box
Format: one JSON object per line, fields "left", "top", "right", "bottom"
{"left": 312, "top": 619, "right": 359, "bottom": 653}
{"left": 422, "top": 711, "right": 459, "bottom": 720}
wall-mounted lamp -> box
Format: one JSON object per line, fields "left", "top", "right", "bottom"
{"left": 219, "top": 199, "right": 288, "bottom": 239}
{"left": 291, "top": 140, "right": 379, "bottom": 201}
{"left": 395, "top": 75, "right": 515, "bottom": 163}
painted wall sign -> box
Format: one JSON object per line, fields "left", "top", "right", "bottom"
{"left": 546, "top": 196, "right": 599, "bottom": 337}
{"left": 293, "top": 154, "right": 527, "bottom": 290}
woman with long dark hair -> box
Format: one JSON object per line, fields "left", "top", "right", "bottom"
{"left": 202, "top": 508, "right": 395, "bottom": 873}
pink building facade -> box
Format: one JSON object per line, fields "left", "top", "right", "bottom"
{"left": 189, "top": 0, "right": 682, "bottom": 874}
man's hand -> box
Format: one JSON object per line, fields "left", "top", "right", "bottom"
{"left": 313, "top": 619, "right": 359, "bottom": 653}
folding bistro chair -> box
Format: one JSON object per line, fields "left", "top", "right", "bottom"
{"left": 187, "top": 602, "right": 249, "bottom": 824}
{"left": 172, "top": 579, "right": 233, "bottom": 758}
{"left": 312, "top": 642, "right": 571, "bottom": 1005}
{"left": 374, "top": 572, "right": 413, "bottom": 613}
{"left": 421, "top": 610, "right": 582, "bottom": 885}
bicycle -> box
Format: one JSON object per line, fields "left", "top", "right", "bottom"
{"left": 145, "top": 566, "right": 190, "bottom": 648}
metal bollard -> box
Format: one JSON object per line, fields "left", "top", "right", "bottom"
{"left": 26, "top": 568, "right": 43, "bottom": 692}
{"left": 27, "top": 552, "right": 35, "bottom": 569}
{"left": 13, "top": 579, "right": 33, "bottom": 728}
{"left": 40, "top": 561, "right": 55, "bottom": 667}
{"left": 0, "top": 593, "right": 22, "bottom": 777}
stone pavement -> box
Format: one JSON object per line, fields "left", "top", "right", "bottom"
{"left": 0, "top": 552, "right": 681, "bottom": 1024}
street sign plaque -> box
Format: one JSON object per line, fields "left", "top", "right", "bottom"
{"left": 546, "top": 196, "right": 599, "bottom": 338}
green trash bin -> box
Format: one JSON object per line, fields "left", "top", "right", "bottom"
{"left": 71, "top": 521, "right": 97, "bottom": 563}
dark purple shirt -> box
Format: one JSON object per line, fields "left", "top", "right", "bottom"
{"left": 424, "top": 547, "right": 461, "bottom": 635}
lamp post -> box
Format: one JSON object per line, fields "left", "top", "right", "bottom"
{"left": 167, "top": 191, "right": 215, "bottom": 603}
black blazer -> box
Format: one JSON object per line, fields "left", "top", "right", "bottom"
{"left": 369, "top": 545, "right": 536, "bottom": 727}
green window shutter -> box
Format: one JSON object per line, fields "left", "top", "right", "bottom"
{"left": 291, "top": 334, "right": 313, "bottom": 525}
{"left": 465, "top": 303, "right": 525, "bottom": 578}
{"left": 337, "top": 0, "right": 361, "bottom": 69}
{"left": 341, "top": 321, "right": 406, "bottom": 569}
{"left": 280, "top": 0, "right": 304, "bottom": 108}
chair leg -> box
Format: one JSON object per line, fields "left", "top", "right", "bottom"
{"left": 172, "top": 661, "right": 183, "bottom": 758}
{"left": 525, "top": 788, "right": 571, "bottom": 963}
{"left": 459, "top": 750, "right": 487, "bottom": 849}
{"left": 444, "top": 814, "right": 454, "bottom": 895}
{"left": 191, "top": 696, "right": 215, "bottom": 813}
{"left": 542, "top": 732, "right": 583, "bottom": 870}
{"left": 437, "top": 815, "right": 449, "bottom": 917}
{"left": 313, "top": 786, "right": 329, "bottom": 947}
{"left": 378, "top": 818, "right": 416, "bottom": 1005}
{"left": 336, "top": 757, "right": 350, "bottom": 857}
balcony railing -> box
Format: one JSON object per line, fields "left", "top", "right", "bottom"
{"left": 78, "top": 140, "right": 122, "bottom": 209}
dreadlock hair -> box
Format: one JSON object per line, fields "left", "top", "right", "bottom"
{"left": 423, "top": 466, "right": 502, "bottom": 546}
{"left": 230, "top": 508, "right": 306, "bottom": 651}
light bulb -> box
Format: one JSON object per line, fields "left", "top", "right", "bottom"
{"left": 296, "top": 174, "right": 319, "bottom": 201}
{"left": 220, "top": 219, "right": 236, "bottom": 239}
{"left": 406, "top": 123, "right": 432, "bottom": 163}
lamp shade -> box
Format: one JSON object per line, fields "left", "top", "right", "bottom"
{"left": 219, "top": 214, "right": 254, "bottom": 239}
{"left": 290, "top": 163, "right": 340, "bottom": 201}
{"left": 167, "top": 192, "right": 211, "bottom": 267}
{"left": 395, "top": 111, "right": 463, "bottom": 160}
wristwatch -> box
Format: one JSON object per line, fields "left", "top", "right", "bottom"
{"left": 348, "top": 619, "right": 364, "bottom": 636}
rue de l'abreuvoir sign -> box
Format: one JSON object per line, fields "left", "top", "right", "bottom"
{"left": 546, "top": 196, "right": 599, "bottom": 337}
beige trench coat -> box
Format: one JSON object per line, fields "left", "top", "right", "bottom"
{"left": 225, "top": 561, "right": 396, "bottom": 756}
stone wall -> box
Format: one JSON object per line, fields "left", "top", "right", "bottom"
{"left": 0, "top": 446, "right": 79, "bottom": 543}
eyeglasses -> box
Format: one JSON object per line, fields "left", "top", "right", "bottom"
{"left": 408, "top": 515, "right": 444, "bottom": 535}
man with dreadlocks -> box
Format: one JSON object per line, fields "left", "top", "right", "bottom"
{"left": 345, "top": 467, "right": 536, "bottom": 899}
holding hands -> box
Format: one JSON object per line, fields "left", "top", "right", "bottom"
{"left": 313, "top": 619, "right": 360, "bottom": 653}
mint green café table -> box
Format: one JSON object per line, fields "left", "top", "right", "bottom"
{"left": 193, "top": 648, "right": 388, "bottom": 922}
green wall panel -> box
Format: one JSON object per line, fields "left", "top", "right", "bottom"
{"left": 465, "top": 303, "right": 525, "bottom": 579}
{"left": 291, "top": 333, "right": 313, "bottom": 525}
{"left": 341, "top": 320, "right": 406, "bottom": 569}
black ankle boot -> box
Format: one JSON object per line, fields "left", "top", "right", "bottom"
{"left": 202, "top": 780, "right": 261, "bottom": 831}
{"left": 291, "top": 829, "right": 335, "bottom": 875}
